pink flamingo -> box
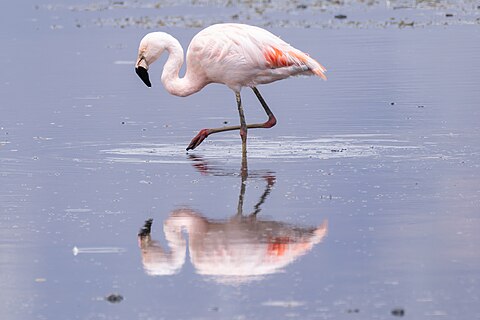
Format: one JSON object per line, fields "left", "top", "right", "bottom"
{"left": 135, "top": 23, "right": 327, "bottom": 154}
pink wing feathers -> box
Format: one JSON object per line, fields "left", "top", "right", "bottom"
{"left": 263, "top": 45, "right": 327, "bottom": 80}
{"left": 240, "top": 24, "right": 327, "bottom": 80}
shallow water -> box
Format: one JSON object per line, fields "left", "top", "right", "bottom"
{"left": 1, "top": 1, "right": 480, "bottom": 320}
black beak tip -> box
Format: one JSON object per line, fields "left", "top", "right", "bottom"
{"left": 135, "top": 66, "right": 152, "bottom": 87}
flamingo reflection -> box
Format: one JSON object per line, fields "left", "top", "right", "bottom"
{"left": 138, "top": 157, "right": 327, "bottom": 284}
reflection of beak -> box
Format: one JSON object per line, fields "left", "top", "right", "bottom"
{"left": 135, "top": 66, "right": 151, "bottom": 87}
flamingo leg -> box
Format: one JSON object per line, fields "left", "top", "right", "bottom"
{"left": 186, "top": 87, "right": 277, "bottom": 151}
{"left": 251, "top": 87, "right": 277, "bottom": 128}
{"left": 236, "top": 92, "right": 248, "bottom": 156}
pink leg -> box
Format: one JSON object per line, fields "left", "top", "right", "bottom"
{"left": 186, "top": 87, "right": 277, "bottom": 151}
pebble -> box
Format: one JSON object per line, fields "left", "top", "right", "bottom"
{"left": 105, "top": 294, "right": 124, "bottom": 303}
{"left": 391, "top": 308, "right": 405, "bottom": 317}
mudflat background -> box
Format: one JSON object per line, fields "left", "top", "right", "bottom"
{"left": 1, "top": 1, "right": 479, "bottom": 319}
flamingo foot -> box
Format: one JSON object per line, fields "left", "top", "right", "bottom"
{"left": 264, "top": 174, "right": 276, "bottom": 187}
{"left": 186, "top": 129, "right": 210, "bottom": 151}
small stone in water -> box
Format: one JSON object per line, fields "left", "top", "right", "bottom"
{"left": 391, "top": 308, "right": 405, "bottom": 317}
{"left": 105, "top": 294, "right": 123, "bottom": 303}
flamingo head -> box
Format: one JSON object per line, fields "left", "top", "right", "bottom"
{"left": 135, "top": 33, "right": 163, "bottom": 88}
{"left": 135, "top": 32, "right": 183, "bottom": 89}
{"left": 135, "top": 32, "right": 175, "bottom": 88}
{"left": 135, "top": 54, "right": 152, "bottom": 87}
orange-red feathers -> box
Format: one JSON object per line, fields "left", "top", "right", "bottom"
{"left": 263, "top": 46, "right": 327, "bottom": 80}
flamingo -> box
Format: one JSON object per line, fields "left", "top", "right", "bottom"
{"left": 135, "top": 23, "right": 326, "bottom": 155}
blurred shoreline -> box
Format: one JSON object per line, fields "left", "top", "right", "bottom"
{"left": 16, "top": 0, "right": 480, "bottom": 30}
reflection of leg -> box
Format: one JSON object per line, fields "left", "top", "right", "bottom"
{"left": 188, "top": 154, "right": 211, "bottom": 176}
{"left": 241, "top": 139, "right": 248, "bottom": 178}
{"left": 251, "top": 175, "right": 276, "bottom": 216}
{"left": 237, "top": 164, "right": 248, "bottom": 216}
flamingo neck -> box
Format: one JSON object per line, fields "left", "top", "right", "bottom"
{"left": 160, "top": 38, "right": 202, "bottom": 97}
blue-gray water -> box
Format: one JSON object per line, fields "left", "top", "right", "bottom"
{"left": 1, "top": 1, "right": 479, "bottom": 319}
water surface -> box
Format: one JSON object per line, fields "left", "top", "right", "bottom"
{"left": 1, "top": 1, "right": 480, "bottom": 320}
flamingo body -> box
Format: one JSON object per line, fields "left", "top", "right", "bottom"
{"left": 135, "top": 23, "right": 326, "bottom": 152}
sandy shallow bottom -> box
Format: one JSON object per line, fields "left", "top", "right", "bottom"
{"left": 1, "top": 1, "right": 480, "bottom": 319}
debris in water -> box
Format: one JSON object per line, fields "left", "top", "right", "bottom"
{"left": 105, "top": 294, "right": 124, "bottom": 303}
{"left": 72, "top": 246, "right": 126, "bottom": 256}
{"left": 398, "top": 20, "right": 414, "bottom": 27}
{"left": 262, "top": 300, "right": 305, "bottom": 308}
{"left": 391, "top": 308, "right": 405, "bottom": 317}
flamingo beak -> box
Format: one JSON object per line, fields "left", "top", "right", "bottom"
{"left": 135, "top": 66, "right": 151, "bottom": 87}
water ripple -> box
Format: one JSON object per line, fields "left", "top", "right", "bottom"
{"left": 100, "top": 134, "right": 418, "bottom": 164}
